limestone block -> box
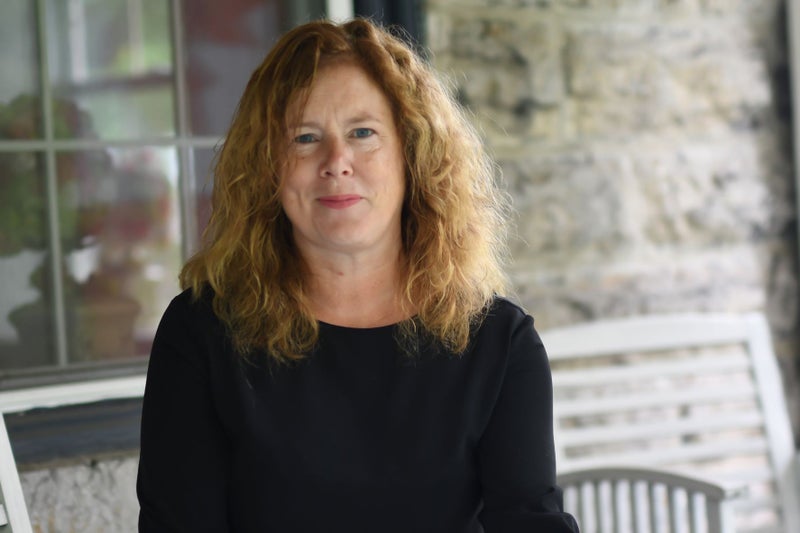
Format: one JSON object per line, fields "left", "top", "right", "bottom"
{"left": 512, "top": 245, "right": 767, "bottom": 328}
{"left": 501, "top": 150, "right": 646, "bottom": 258}
{"left": 555, "top": 0, "right": 781, "bottom": 18}
{"left": 424, "top": 11, "right": 452, "bottom": 55}
{"left": 700, "top": 0, "right": 782, "bottom": 18}
{"left": 671, "top": 54, "right": 772, "bottom": 123}
{"left": 568, "top": 96, "right": 716, "bottom": 139}
{"left": 557, "top": 0, "right": 664, "bottom": 12}
{"left": 451, "top": 105, "right": 560, "bottom": 145}
{"left": 20, "top": 455, "right": 139, "bottom": 533}
{"left": 444, "top": 61, "right": 547, "bottom": 138}
{"left": 450, "top": 19, "right": 521, "bottom": 62}
{"left": 454, "top": 60, "right": 533, "bottom": 109}
{"left": 429, "top": 0, "right": 552, "bottom": 6}
{"left": 564, "top": 25, "right": 654, "bottom": 98}
{"left": 632, "top": 144, "right": 774, "bottom": 245}
{"left": 502, "top": 136, "right": 793, "bottom": 258}
{"left": 564, "top": 22, "right": 772, "bottom": 136}
{"left": 444, "top": 17, "right": 565, "bottom": 105}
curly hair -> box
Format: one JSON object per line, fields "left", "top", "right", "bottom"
{"left": 180, "top": 18, "right": 511, "bottom": 363}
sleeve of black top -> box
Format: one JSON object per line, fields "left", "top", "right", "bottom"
{"left": 477, "top": 313, "right": 580, "bottom": 532}
{"left": 137, "top": 294, "right": 230, "bottom": 532}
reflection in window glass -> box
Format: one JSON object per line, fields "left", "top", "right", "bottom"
{"left": 0, "top": 152, "right": 57, "bottom": 370}
{"left": 56, "top": 148, "right": 181, "bottom": 362}
{"left": 183, "top": 1, "right": 284, "bottom": 136}
{"left": 82, "top": 0, "right": 172, "bottom": 78}
{"left": 0, "top": 0, "right": 42, "bottom": 139}
{"left": 68, "top": 85, "right": 175, "bottom": 140}
{"left": 46, "top": 0, "right": 175, "bottom": 140}
{"left": 192, "top": 147, "right": 216, "bottom": 247}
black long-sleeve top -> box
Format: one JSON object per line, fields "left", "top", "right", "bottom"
{"left": 137, "top": 289, "right": 579, "bottom": 532}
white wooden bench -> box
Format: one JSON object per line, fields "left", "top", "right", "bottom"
{"left": 558, "top": 465, "right": 739, "bottom": 533}
{"left": 542, "top": 313, "right": 799, "bottom": 533}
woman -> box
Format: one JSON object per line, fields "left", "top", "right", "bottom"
{"left": 137, "top": 18, "right": 579, "bottom": 533}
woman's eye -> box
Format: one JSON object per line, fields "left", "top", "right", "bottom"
{"left": 352, "top": 128, "right": 374, "bottom": 139}
{"left": 294, "top": 133, "right": 316, "bottom": 143}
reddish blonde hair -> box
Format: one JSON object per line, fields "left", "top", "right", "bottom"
{"left": 181, "top": 18, "right": 510, "bottom": 362}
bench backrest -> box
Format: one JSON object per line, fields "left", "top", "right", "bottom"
{"left": 558, "top": 466, "right": 735, "bottom": 533}
{"left": 542, "top": 313, "right": 799, "bottom": 533}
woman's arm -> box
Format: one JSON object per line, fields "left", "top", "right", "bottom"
{"left": 477, "top": 314, "right": 580, "bottom": 532}
{"left": 137, "top": 293, "right": 230, "bottom": 532}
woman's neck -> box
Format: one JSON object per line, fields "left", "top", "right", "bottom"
{"left": 303, "top": 250, "right": 411, "bottom": 328}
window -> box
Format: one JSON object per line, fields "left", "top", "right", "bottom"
{"left": 0, "top": 0, "right": 352, "bottom": 389}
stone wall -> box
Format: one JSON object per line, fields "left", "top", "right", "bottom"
{"left": 426, "top": 0, "right": 800, "bottom": 435}
{"left": 19, "top": 454, "right": 138, "bottom": 533}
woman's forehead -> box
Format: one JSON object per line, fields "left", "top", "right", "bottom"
{"left": 285, "top": 61, "right": 393, "bottom": 124}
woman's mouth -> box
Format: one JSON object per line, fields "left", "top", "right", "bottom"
{"left": 317, "top": 195, "right": 362, "bottom": 209}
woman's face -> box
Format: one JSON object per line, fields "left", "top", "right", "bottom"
{"left": 279, "top": 61, "right": 406, "bottom": 262}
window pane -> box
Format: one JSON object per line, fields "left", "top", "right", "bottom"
{"left": 0, "top": 152, "right": 58, "bottom": 370}
{"left": 56, "top": 147, "right": 181, "bottom": 362}
{"left": 182, "top": 1, "right": 285, "bottom": 136}
{"left": 46, "top": 0, "right": 175, "bottom": 140}
{"left": 192, "top": 147, "right": 215, "bottom": 246}
{"left": 0, "top": 0, "right": 42, "bottom": 139}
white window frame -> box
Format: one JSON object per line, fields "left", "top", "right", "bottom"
{"left": 0, "top": 375, "right": 146, "bottom": 533}
{"left": 326, "top": 0, "right": 353, "bottom": 21}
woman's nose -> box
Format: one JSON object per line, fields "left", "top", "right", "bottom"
{"left": 320, "top": 137, "right": 353, "bottom": 178}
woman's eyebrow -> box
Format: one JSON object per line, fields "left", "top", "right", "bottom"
{"left": 289, "top": 120, "right": 322, "bottom": 129}
{"left": 289, "top": 112, "right": 388, "bottom": 129}
{"left": 345, "top": 112, "right": 384, "bottom": 125}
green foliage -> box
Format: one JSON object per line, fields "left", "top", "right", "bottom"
{"left": 0, "top": 151, "right": 46, "bottom": 253}
{"left": 0, "top": 95, "right": 109, "bottom": 257}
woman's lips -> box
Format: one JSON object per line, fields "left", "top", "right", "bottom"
{"left": 317, "top": 195, "right": 362, "bottom": 209}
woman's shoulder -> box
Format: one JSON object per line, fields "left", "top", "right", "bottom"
{"left": 159, "top": 285, "right": 219, "bottom": 329}
{"left": 468, "top": 295, "right": 540, "bottom": 351}
{"left": 150, "top": 285, "right": 234, "bottom": 363}
{"left": 466, "top": 296, "right": 546, "bottom": 372}
{"left": 484, "top": 295, "right": 535, "bottom": 328}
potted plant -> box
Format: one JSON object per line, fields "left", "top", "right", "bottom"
{"left": 0, "top": 94, "right": 142, "bottom": 366}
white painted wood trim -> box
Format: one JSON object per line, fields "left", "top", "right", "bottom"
{"left": 552, "top": 353, "right": 749, "bottom": 386}
{"left": 0, "top": 376, "right": 146, "bottom": 414}
{"left": 542, "top": 313, "right": 760, "bottom": 359}
{"left": 744, "top": 314, "right": 800, "bottom": 532}
{"left": 559, "top": 412, "right": 765, "bottom": 446}
{"left": 325, "top": 0, "right": 353, "bottom": 21}
{"left": 0, "top": 417, "right": 32, "bottom": 533}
